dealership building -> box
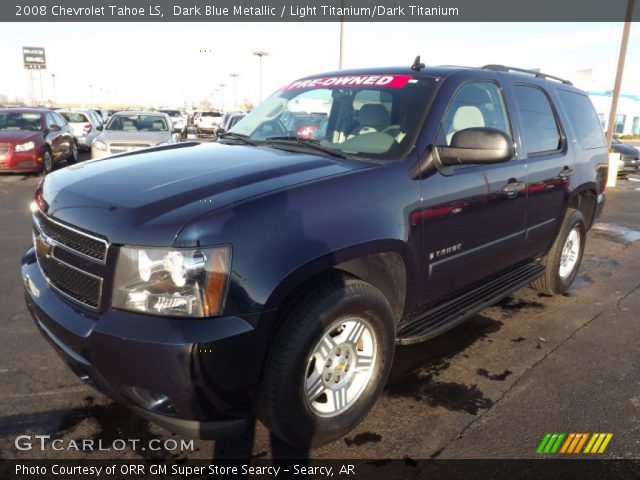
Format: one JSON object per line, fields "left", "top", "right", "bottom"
{"left": 588, "top": 91, "right": 640, "bottom": 136}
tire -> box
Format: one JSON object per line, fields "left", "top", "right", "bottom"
{"left": 42, "top": 149, "right": 53, "bottom": 174}
{"left": 531, "top": 208, "right": 586, "bottom": 295}
{"left": 256, "top": 277, "right": 396, "bottom": 447}
{"left": 67, "top": 141, "right": 78, "bottom": 164}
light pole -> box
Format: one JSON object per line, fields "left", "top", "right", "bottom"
{"left": 89, "top": 84, "right": 93, "bottom": 106}
{"left": 253, "top": 50, "right": 269, "bottom": 103}
{"left": 50, "top": 74, "right": 56, "bottom": 105}
{"left": 219, "top": 83, "right": 227, "bottom": 111}
{"left": 229, "top": 73, "right": 239, "bottom": 110}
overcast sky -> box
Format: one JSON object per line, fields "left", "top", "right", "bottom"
{"left": 0, "top": 22, "right": 638, "bottom": 108}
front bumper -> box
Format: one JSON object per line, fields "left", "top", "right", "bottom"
{"left": 0, "top": 148, "right": 43, "bottom": 172}
{"left": 21, "top": 247, "right": 266, "bottom": 440}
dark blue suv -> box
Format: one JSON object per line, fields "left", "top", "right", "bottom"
{"left": 22, "top": 63, "right": 608, "bottom": 447}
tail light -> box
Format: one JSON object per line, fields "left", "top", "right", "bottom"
{"left": 596, "top": 163, "right": 608, "bottom": 193}
{"left": 83, "top": 123, "right": 92, "bottom": 134}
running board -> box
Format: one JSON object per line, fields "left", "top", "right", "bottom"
{"left": 396, "top": 262, "right": 545, "bottom": 345}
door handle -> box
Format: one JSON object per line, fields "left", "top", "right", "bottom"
{"left": 501, "top": 181, "right": 526, "bottom": 194}
{"left": 559, "top": 167, "right": 575, "bottom": 178}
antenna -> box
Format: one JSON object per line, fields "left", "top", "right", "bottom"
{"left": 411, "top": 55, "right": 425, "bottom": 72}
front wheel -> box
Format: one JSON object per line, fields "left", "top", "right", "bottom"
{"left": 256, "top": 277, "right": 395, "bottom": 447}
{"left": 531, "top": 208, "right": 586, "bottom": 295}
{"left": 42, "top": 149, "right": 53, "bottom": 174}
{"left": 66, "top": 141, "right": 78, "bottom": 164}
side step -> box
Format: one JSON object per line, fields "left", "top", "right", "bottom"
{"left": 396, "top": 262, "right": 544, "bottom": 345}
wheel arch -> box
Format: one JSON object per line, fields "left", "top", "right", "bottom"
{"left": 263, "top": 239, "right": 416, "bottom": 325}
{"left": 567, "top": 183, "right": 598, "bottom": 228}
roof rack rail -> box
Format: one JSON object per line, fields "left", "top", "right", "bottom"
{"left": 482, "top": 64, "right": 573, "bottom": 85}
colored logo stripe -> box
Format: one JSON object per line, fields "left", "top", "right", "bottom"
{"left": 537, "top": 433, "right": 613, "bottom": 454}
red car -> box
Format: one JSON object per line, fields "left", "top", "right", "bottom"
{"left": 0, "top": 108, "right": 77, "bottom": 174}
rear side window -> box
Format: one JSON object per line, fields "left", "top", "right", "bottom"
{"left": 558, "top": 91, "right": 605, "bottom": 150}
{"left": 514, "top": 85, "right": 561, "bottom": 155}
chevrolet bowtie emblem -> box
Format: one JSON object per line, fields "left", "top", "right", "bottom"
{"left": 35, "top": 233, "right": 54, "bottom": 258}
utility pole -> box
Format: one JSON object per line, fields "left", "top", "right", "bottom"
{"left": 253, "top": 51, "right": 269, "bottom": 103}
{"left": 230, "top": 73, "right": 239, "bottom": 110}
{"left": 339, "top": 0, "right": 345, "bottom": 69}
{"left": 605, "top": 0, "right": 634, "bottom": 149}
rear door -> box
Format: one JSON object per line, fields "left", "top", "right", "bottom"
{"left": 509, "top": 83, "right": 573, "bottom": 258}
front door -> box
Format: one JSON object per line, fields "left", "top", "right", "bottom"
{"left": 419, "top": 78, "right": 527, "bottom": 306}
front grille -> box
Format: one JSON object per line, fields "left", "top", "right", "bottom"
{"left": 0, "top": 143, "right": 9, "bottom": 160}
{"left": 37, "top": 254, "right": 101, "bottom": 308}
{"left": 34, "top": 211, "right": 107, "bottom": 262}
{"left": 109, "top": 143, "right": 151, "bottom": 154}
{"left": 33, "top": 211, "right": 108, "bottom": 310}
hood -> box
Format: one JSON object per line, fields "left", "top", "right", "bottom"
{"left": 0, "top": 130, "right": 39, "bottom": 144}
{"left": 40, "top": 142, "right": 365, "bottom": 246}
{"left": 98, "top": 130, "right": 172, "bottom": 145}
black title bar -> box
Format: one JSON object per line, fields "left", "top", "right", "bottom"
{"left": 4, "top": 0, "right": 640, "bottom": 22}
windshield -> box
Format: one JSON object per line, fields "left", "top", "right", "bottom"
{"left": 106, "top": 115, "right": 169, "bottom": 132}
{"left": 229, "top": 74, "right": 437, "bottom": 160}
{"left": 0, "top": 112, "right": 43, "bottom": 132}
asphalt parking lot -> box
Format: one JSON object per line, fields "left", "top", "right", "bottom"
{"left": 1, "top": 153, "right": 639, "bottom": 460}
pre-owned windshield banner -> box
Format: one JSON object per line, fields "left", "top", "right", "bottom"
{"left": 3, "top": 0, "right": 639, "bottom": 22}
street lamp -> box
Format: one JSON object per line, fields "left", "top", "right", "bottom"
{"left": 219, "top": 83, "right": 227, "bottom": 111}
{"left": 50, "top": 74, "right": 56, "bottom": 105}
{"left": 229, "top": 73, "right": 239, "bottom": 110}
{"left": 89, "top": 84, "right": 93, "bottom": 106}
{"left": 253, "top": 50, "right": 269, "bottom": 103}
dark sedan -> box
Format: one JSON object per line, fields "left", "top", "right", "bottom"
{"left": 612, "top": 138, "right": 640, "bottom": 177}
{"left": 0, "top": 108, "right": 77, "bottom": 174}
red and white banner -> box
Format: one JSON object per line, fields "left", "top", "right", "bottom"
{"left": 285, "top": 74, "right": 412, "bottom": 90}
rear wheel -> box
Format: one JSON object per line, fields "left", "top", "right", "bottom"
{"left": 256, "top": 277, "right": 395, "bottom": 447}
{"left": 531, "top": 208, "right": 586, "bottom": 295}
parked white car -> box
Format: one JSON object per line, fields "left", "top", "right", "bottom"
{"left": 57, "top": 109, "right": 104, "bottom": 150}
{"left": 159, "top": 109, "right": 187, "bottom": 135}
{"left": 196, "top": 111, "right": 222, "bottom": 134}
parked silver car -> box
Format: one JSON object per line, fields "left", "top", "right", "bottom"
{"left": 57, "top": 109, "right": 104, "bottom": 150}
{"left": 91, "top": 111, "right": 178, "bottom": 159}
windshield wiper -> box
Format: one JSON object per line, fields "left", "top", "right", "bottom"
{"left": 217, "top": 132, "right": 259, "bottom": 146}
{"left": 264, "top": 136, "right": 351, "bottom": 159}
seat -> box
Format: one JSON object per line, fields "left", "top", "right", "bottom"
{"left": 350, "top": 104, "right": 390, "bottom": 136}
{"left": 446, "top": 106, "right": 485, "bottom": 144}
{"left": 151, "top": 121, "right": 164, "bottom": 131}
{"left": 123, "top": 119, "right": 137, "bottom": 131}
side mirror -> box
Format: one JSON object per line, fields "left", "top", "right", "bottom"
{"left": 436, "top": 128, "right": 514, "bottom": 166}
{"left": 97, "top": 124, "right": 104, "bottom": 132}
{"left": 48, "top": 124, "right": 61, "bottom": 132}
{"left": 216, "top": 127, "right": 226, "bottom": 136}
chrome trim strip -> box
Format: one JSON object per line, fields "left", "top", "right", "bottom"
{"left": 35, "top": 253, "right": 103, "bottom": 311}
{"left": 32, "top": 217, "right": 104, "bottom": 311}
{"left": 32, "top": 212, "right": 109, "bottom": 265}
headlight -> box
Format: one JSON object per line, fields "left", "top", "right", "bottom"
{"left": 15, "top": 141, "right": 35, "bottom": 152}
{"left": 92, "top": 140, "right": 107, "bottom": 151}
{"left": 112, "top": 245, "right": 231, "bottom": 317}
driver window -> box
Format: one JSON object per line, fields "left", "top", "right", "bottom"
{"left": 436, "top": 81, "right": 510, "bottom": 146}
{"left": 46, "top": 113, "right": 56, "bottom": 129}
